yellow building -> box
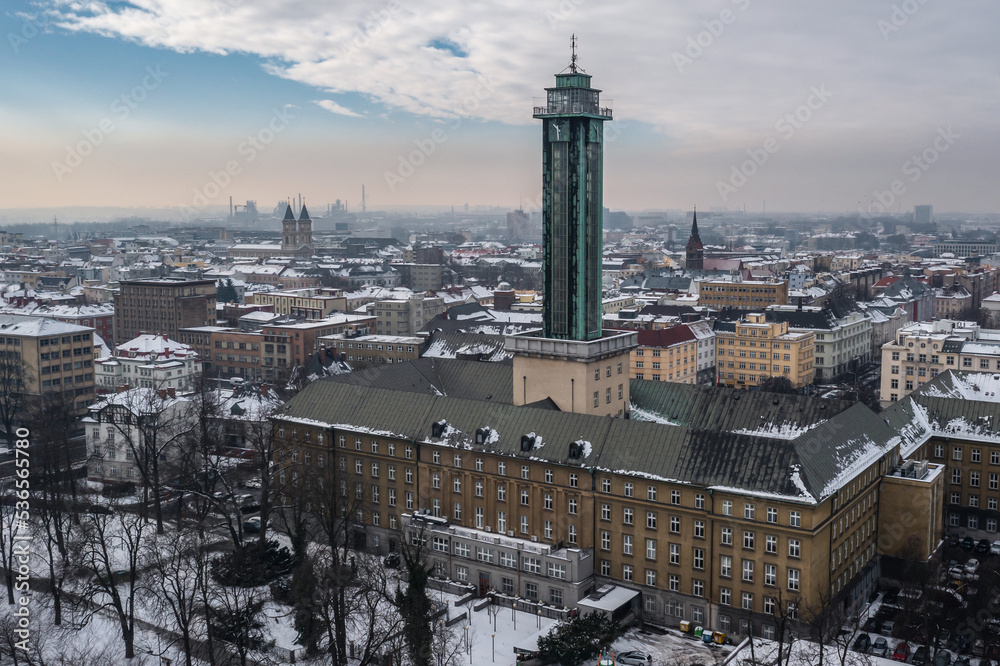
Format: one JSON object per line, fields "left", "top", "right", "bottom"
{"left": 714, "top": 313, "right": 815, "bottom": 389}
{"left": 629, "top": 327, "right": 700, "bottom": 384}
{"left": 697, "top": 278, "right": 788, "bottom": 311}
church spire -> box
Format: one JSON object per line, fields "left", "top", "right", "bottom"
{"left": 685, "top": 206, "right": 704, "bottom": 270}
{"left": 690, "top": 205, "right": 700, "bottom": 241}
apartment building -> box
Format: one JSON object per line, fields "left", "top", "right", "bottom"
{"left": 114, "top": 278, "right": 216, "bottom": 345}
{"left": 96, "top": 334, "right": 199, "bottom": 393}
{"left": 246, "top": 288, "right": 347, "bottom": 319}
{"left": 178, "top": 326, "right": 282, "bottom": 382}
{"left": 766, "top": 306, "right": 872, "bottom": 382}
{"left": 84, "top": 387, "right": 193, "bottom": 484}
{"left": 392, "top": 263, "right": 444, "bottom": 291}
{"left": 696, "top": 278, "right": 788, "bottom": 311}
{"left": 0, "top": 314, "right": 97, "bottom": 415}
{"left": 713, "top": 313, "right": 815, "bottom": 389}
{"left": 262, "top": 314, "right": 376, "bottom": 368}
{"left": 317, "top": 334, "right": 422, "bottom": 365}
{"left": 879, "top": 319, "right": 1000, "bottom": 404}
{"left": 626, "top": 324, "right": 714, "bottom": 385}
{"left": 272, "top": 372, "right": 915, "bottom": 638}
{"left": 373, "top": 293, "right": 446, "bottom": 336}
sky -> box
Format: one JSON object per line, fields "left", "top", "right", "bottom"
{"left": 1, "top": 0, "right": 998, "bottom": 216}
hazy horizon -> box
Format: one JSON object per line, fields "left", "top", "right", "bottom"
{"left": 3, "top": 0, "right": 998, "bottom": 215}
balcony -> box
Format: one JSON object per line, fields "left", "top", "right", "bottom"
{"left": 533, "top": 104, "right": 613, "bottom": 119}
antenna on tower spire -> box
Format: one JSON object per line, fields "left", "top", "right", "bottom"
{"left": 570, "top": 34, "right": 578, "bottom": 73}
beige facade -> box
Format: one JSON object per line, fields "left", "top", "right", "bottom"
{"left": 715, "top": 313, "right": 815, "bottom": 389}
{"left": 318, "top": 334, "right": 422, "bottom": 365}
{"left": 508, "top": 332, "right": 636, "bottom": 417}
{"left": 0, "top": 315, "right": 97, "bottom": 416}
{"left": 878, "top": 320, "right": 1000, "bottom": 405}
{"left": 373, "top": 294, "right": 446, "bottom": 336}
{"left": 246, "top": 288, "right": 347, "bottom": 319}
{"left": 697, "top": 279, "right": 788, "bottom": 310}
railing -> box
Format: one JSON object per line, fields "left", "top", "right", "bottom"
{"left": 533, "top": 105, "right": 613, "bottom": 118}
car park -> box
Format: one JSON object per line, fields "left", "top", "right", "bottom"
{"left": 853, "top": 634, "right": 872, "bottom": 653}
{"left": 873, "top": 638, "right": 890, "bottom": 659}
{"left": 894, "top": 642, "right": 912, "bottom": 662}
{"left": 617, "top": 652, "right": 653, "bottom": 666}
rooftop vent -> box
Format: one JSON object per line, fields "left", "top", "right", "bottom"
{"left": 568, "top": 441, "right": 582, "bottom": 459}
{"left": 520, "top": 434, "right": 535, "bottom": 452}
{"left": 475, "top": 427, "right": 489, "bottom": 446}
{"left": 431, "top": 420, "right": 447, "bottom": 438}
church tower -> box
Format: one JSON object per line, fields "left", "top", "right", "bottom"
{"left": 297, "top": 204, "right": 313, "bottom": 248}
{"left": 281, "top": 203, "right": 296, "bottom": 251}
{"left": 685, "top": 207, "right": 704, "bottom": 270}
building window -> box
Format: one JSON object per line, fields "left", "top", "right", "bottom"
{"left": 743, "top": 531, "right": 755, "bottom": 550}
{"left": 766, "top": 507, "right": 777, "bottom": 524}
{"left": 721, "top": 527, "right": 732, "bottom": 546}
{"left": 788, "top": 569, "right": 800, "bottom": 591}
{"left": 790, "top": 511, "right": 801, "bottom": 527}
{"left": 742, "top": 559, "right": 754, "bottom": 582}
{"left": 744, "top": 503, "right": 755, "bottom": 520}
{"left": 669, "top": 543, "right": 680, "bottom": 565}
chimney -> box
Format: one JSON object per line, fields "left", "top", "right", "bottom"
{"left": 157, "top": 389, "right": 167, "bottom": 399}
{"left": 166, "top": 387, "right": 176, "bottom": 398}
{"left": 260, "top": 383, "right": 269, "bottom": 395}
{"left": 116, "top": 384, "right": 130, "bottom": 394}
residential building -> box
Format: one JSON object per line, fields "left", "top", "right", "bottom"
{"left": 96, "top": 334, "right": 200, "bottom": 393}
{"left": 0, "top": 314, "right": 97, "bottom": 415}
{"left": 392, "top": 264, "right": 444, "bottom": 291}
{"left": 246, "top": 288, "right": 348, "bottom": 319}
{"left": 114, "top": 278, "right": 217, "bottom": 345}
{"left": 713, "top": 313, "right": 815, "bottom": 389}
{"left": 317, "top": 334, "right": 422, "bottom": 366}
{"left": 697, "top": 278, "right": 789, "bottom": 311}
{"left": 933, "top": 241, "right": 997, "bottom": 257}
{"left": 625, "top": 324, "right": 714, "bottom": 385}
{"left": 766, "top": 305, "right": 872, "bottom": 382}
{"left": 373, "top": 293, "right": 445, "bottom": 336}
{"left": 262, "top": 314, "right": 376, "bottom": 369}
{"left": 879, "top": 319, "right": 1000, "bottom": 404}
{"left": 83, "top": 387, "right": 193, "bottom": 484}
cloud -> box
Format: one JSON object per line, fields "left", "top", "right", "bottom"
{"left": 314, "top": 99, "right": 364, "bottom": 118}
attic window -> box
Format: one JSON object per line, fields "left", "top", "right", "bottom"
{"left": 568, "top": 442, "right": 582, "bottom": 459}
{"left": 431, "top": 420, "right": 447, "bottom": 438}
{"left": 475, "top": 427, "right": 489, "bottom": 445}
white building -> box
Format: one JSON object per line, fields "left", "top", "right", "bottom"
{"left": 96, "top": 333, "right": 200, "bottom": 393}
{"left": 84, "top": 387, "right": 193, "bottom": 485}
{"left": 767, "top": 305, "right": 873, "bottom": 382}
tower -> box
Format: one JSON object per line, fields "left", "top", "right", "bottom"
{"left": 506, "top": 38, "right": 636, "bottom": 418}
{"left": 281, "top": 202, "right": 296, "bottom": 250}
{"left": 533, "top": 35, "right": 610, "bottom": 342}
{"left": 297, "top": 204, "right": 313, "bottom": 248}
{"left": 685, "top": 207, "right": 704, "bottom": 270}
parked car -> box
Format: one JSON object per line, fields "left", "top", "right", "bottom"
{"left": 913, "top": 646, "right": 929, "bottom": 665}
{"left": 966, "top": 558, "right": 981, "bottom": 574}
{"left": 948, "top": 534, "right": 961, "bottom": 547}
{"left": 884, "top": 620, "right": 897, "bottom": 637}
{"left": 853, "top": 634, "right": 872, "bottom": 653}
{"left": 956, "top": 657, "right": 973, "bottom": 666}
{"left": 977, "top": 539, "right": 992, "bottom": 555}
{"left": 894, "top": 642, "right": 912, "bottom": 662}
{"left": 873, "top": 637, "right": 890, "bottom": 658}
{"left": 617, "top": 652, "right": 653, "bottom": 666}
{"left": 383, "top": 552, "right": 401, "bottom": 568}
{"left": 991, "top": 541, "right": 1000, "bottom": 556}
{"left": 240, "top": 502, "right": 261, "bottom": 514}
{"left": 936, "top": 651, "right": 953, "bottom": 666}
{"left": 243, "top": 478, "right": 262, "bottom": 489}
{"left": 865, "top": 617, "right": 882, "bottom": 633}
{"left": 962, "top": 537, "right": 976, "bottom": 551}
{"left": 884, "top": 587, "right": 901, "bottom": 605}
{"left": 242, "top": 516, "right": 261, "bottom": 533}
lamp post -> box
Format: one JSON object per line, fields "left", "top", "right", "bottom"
{"left": 537, "top": 609, "right": 542, "bottom": 629}
{"left": 492, "top": 633, "right": 496, "bottom": 663}
{"left": 513, "top": 597, "right": 518, "bottom": 630}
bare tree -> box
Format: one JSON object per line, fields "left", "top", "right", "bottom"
{"left": 97, "top": 387, "right": 195, "bottom": 534}
{"left": 0, "top": 479, "right": 22, "bottom": 605}
{"left": 209, "top": 583, "right": 272, "bottom": 666}
{"left": 143, "top": 531, "right": 211, "bottom": 666}
{"left": 0, "top": 350, "right": 30, "bottom": 439}
{"left": 76, "top": 503, "right": 149, "bottom": 659}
